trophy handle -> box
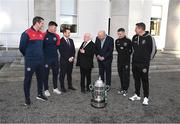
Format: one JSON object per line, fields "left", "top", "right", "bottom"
{"left": 89, "top": 84, "right": 93, "bottom": 91}
{"left": 105, "top": 85, "right": 110, "bottom": 91}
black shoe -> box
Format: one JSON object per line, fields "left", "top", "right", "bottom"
{"left": 68, "top": 87, "right": 76, "bottom": 90}
{"left": 24, "top": 98, "right": 31, "bottom": 106}
{"left": 36, "top": 94, "right": 48, "bottom": 101}
{"left": 61, "top": 88, "right": 67, "bottom": 93}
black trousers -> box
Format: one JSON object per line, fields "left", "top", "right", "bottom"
{"left": 44, "top": 60, "right": 59, "bottom": 90}
{"left": 118, "top": 64, "right": 130, "bottom": 91}
{"left": 80, "top": 67, "right": 92, "bottom": 91}
{"left": 24, "top": 60, "right": 44, "bottom": 100}
{"left": 98, "top": 61, "right": 112, "bottom": 86}
{"left": 132, "top": 63, "right": 149, "bottom": 98}
{"left": 59, "top": 62, "right": 73, "bottom": 89}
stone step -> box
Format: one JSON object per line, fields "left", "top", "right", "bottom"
{"left": 9, "top": 56, "right": 180, "bottom": 66}
{"left": 1, "top": 52, "right": 180, "bottom": 81}
{"left": 1, "top": 52, "right": 180, "bottom": 82}
{"left": 0, "top": 50, "right": 21, "bottom": 63}
{"left": 9, "top": 62, "right": 180, "bottom": 71}
{"left": 1, "top": 61, "right": 180, "bottom": 75}
{"left": 2, "top": 54, "right": 180, "bottom": 71}
{"left": 1, "top": 64, "right": 180, "bottom": 78}
{"left": 10, "top": 58, "right": 180, "bottom": 68}
{"left": 1, "top": 68, "right": 180, "bottom": 83}
{"left": 11, "top": 60, "right": 180, "bottom": 67}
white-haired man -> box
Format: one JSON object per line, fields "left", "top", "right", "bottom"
{"left": 76, "top": 33, "right": 95, "bottom": 93}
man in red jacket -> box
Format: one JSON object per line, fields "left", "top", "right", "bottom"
{"left": 19, "top": 16, "right": 48, "bottom": 106}
{"left": 43, "top": 21, "right": 61, "bottom": 97}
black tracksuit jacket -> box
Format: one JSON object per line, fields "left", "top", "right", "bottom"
{"left": 132, "top": 31, "right": 157, "bottom": 65}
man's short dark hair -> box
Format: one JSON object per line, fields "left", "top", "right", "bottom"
{"left": 33, "top": 16, "right": 44, "bottom": 25}
{"left": 48, "top": 21, "right": 58, "bottom": 27}
{"left": 62, "top": 27, "right": 70, "bottom": 33}
{"left": 117, "top": 28, "right": 125, "bottom": 32}
{"left": 136, "top": 22, "right": 146, "bottom": 31}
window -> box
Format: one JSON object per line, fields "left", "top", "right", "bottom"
{"left": 150, "top": 5, "right": 162, "bottom": 36}
{"left": 150, "top": 18, "right": 161, "bottom": 36}
{"left": 60, "top": 0, "right": 77, "bottom": 33}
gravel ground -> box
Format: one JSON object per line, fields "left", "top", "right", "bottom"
{"left": 0, "top": 71, "right": 180, "bottom": 123}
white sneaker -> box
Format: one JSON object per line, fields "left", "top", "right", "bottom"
{"left": 44, "top": 90, "right": 51, "bottom": 97}
{"left": 142, "top": 97, "right": 149, "bottom": 105}
{"left": 129, "top": 94, "right": 141, "bottom": 101}
{"left": 117, "top": 90, "right": 124, "bottom": 94}
{"left": 123, "top": 91, "right": 128, "bottom": 96}
{"left": 53, "top": 88, "right": 62, "bottom": 95}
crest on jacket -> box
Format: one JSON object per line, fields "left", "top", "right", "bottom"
{"left": 53, "top": 37, "right": 57, "bottom": 41}
{"left": 123, "top": 42, "right": 127, "bottom": 47}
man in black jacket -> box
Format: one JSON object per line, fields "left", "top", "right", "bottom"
{"left": 59, "top": 28, "right": 76, "bottom": 92}
{"left": 76, "top": 33, "right": 95, "bottom": 93}
{"left": 115, "top": 28, "right": 132, "bottom": 96}
{"left": 95, "top": 31, "right": 114, "bottom": 86}
{"left": 129, "top": 22, "right": 156, "bottom": 105}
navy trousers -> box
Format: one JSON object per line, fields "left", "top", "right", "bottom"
{"left": 24, "top": 60, "right": 44, "bottom": 100}
{"left": 118, "top": 64, "right": 130, "bottom": 91}
{"left": 98, "top": 61, "right": 112, "bottom": 86}
{"left": 44, "top": 60, "right": 59, "bottom": 90}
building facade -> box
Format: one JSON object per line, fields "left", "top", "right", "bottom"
{"left": 0, "top": 0, "right": 179, "bottom": 51}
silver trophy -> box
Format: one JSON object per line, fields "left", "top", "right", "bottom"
{"left": 89, "top": 77, "right": 110, "bottom": 108}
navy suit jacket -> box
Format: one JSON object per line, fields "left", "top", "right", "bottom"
{"left": 59, "top": 37, "right": 75, "bottom": 65}
{"left": 95, "top": 35, "right": 114, "bottom": 63}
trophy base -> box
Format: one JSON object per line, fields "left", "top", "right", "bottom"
{"left": 91, "top": 99, "right": 107, "bottom": 108}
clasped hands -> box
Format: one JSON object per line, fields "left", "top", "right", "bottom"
{"left": 97, "top": 55, "right": 105, "bottom": 61}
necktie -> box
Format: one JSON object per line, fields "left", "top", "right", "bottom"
{"left": 66, "top": 39, "right": 71, "bottom": 46}
{"left": 83, "top": 42, "right": 86, "bottom": 48}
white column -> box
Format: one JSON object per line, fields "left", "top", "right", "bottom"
{"left": 78, "top": 0, "right": 110, "bottom": 39}
{"left": 34, "top": 0, "right": 56, "bottom": 30}
{"left": 164, "top": 0, "right": 180, "bottom": 51}
{"left": 128, "top": 0, "right": 152, "bottom": 39}
{"left": 110, "top": 0, "right": 129, "bottom": 39}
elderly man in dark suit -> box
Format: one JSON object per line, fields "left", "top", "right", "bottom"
{"left": 59, "top": 28, "right": 76, "bottom": 92}
{"left": 76, "top": 33, "right": 95, "bottom": 93}
{"left": 95, "top": 31, "right": 114, "bottom": 86}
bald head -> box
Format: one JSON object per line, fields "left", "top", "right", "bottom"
{"left": 84, "top": 33, "right": 92, "bottom": 42}
{"left": 98, "top": 30, "right": 106, "bottom": 41}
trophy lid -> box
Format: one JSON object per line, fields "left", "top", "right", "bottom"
{"left": 94, "top": 77, "right": 105, "bottom": 87}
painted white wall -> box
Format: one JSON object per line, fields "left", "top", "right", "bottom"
{"left": 128, "top": 0, "right": 152, "bottom": 39}
{"left": 0, "top": 0, "right": 34, "bottom": 48}
{"left": 78, "top": 0, "right": 110, "bottom": 40}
